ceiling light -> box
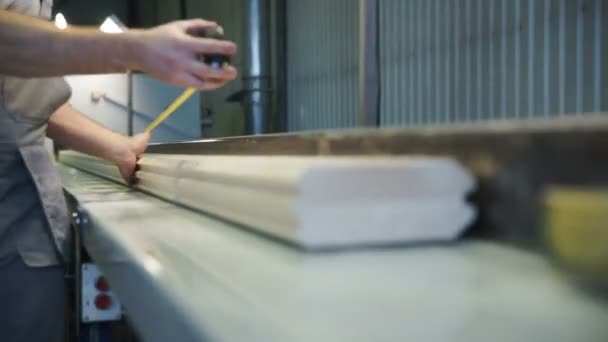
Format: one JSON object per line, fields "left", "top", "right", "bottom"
{"left": 99, "top": 15, "right": 126, "bottom": 34}
{"left": 54, "top": 12, "right": 68, "bottom": 30}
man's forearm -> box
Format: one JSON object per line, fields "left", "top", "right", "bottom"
{"left": 47, "top": 103, "right": 130, "bottom": 163}
{"left": 0, "top": 11, "right": 238, "bottom": 88}
{"left": 0, "top": 10, "right": 135, "bottom": 77}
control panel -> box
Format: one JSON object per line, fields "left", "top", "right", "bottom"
{"left": 81, "top": 263, "right": 122, "bottom": 322}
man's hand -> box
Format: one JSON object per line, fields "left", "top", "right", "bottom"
{"left": 127, "top": 19, "right": 238, "bottom": 90}
{"left": 48, "top": 103, "right": 151, "bottom": 183}
{"left": 112, "top": 132, "right": 151, "bottom": 183}
{"left": 0, "top": 11, "right": 238, "bottom": 90}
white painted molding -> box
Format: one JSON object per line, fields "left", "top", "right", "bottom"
{"left": 59, "top": 151, "right": 476, "bottom": 248}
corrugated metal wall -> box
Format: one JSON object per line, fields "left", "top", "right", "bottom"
{"left": 185, "top": 0, "right": 606, "bottom": 131}
{"left": 287, "top": 0, "right": 359, "bottom": 131}
{"left": 380, "top": 0, "right": 607, "bottom": 126}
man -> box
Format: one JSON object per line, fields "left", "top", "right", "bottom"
{"left": 0, "top": 1, "right": 238, "bottom": 341}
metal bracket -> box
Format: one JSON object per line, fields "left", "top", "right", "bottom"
{"left": 358, "top": 0, "right": 381, "bottom": 127}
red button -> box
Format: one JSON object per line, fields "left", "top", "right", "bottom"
{"left": 94, "top": 294, "right": 113, "bottom": 310}
{"left": 95, "top": 276, "right": 111, "bottom": 292}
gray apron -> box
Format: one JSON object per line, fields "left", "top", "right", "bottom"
{"left": 0, "top": 0, "right": 72, "bottom": 267}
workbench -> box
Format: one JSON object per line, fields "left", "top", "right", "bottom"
{"left": 58, "top": 163, "right": 608, "bottom": 342}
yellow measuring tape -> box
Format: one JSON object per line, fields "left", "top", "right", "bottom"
{"left": 144, "top": 87, "right": 197, "bottom": 133}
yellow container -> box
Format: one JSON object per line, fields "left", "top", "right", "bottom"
{"left": 544, "top": 187, "right": 608, "bottom": 283}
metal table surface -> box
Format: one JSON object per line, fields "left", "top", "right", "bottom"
{"left": 58, "top": 164, "right": 608, "bottom": 342}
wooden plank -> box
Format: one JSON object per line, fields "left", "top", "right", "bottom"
{"left": 60, "top": 152, "right": 475, "bottom": 248}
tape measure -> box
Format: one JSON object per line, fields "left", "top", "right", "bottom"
{"left": 144, "top": 27, "right": 231, "bottom": 133}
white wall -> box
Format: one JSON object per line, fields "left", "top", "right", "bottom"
{"left": 66, "top": 74, "right": 129, "bottom": 135}
{"left": 66, "top": 74, "right": 201, "bottom": 143}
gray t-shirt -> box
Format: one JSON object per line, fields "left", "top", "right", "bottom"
{"left": 0, "top": 0, "right": 73, "bottom": 267}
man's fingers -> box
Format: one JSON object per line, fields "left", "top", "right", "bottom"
{"left": 130, "top": 132, "right": 151, "bottom": 155}
{"left": 199, "top": 79, "right": 230, "bottom": 91}
{"left": 179, "top": 18, "right": 218, "bottom": 31}
{"left": 185, "top": 61, "right": 237, "bottom": 82}
{"left": 173, "top": 71, "right": 232, "bottom": 90}
{"left": 170, "top": 72, "right": 208, "bottom": 89}
{"left": 118, "top": 164, "right": 136, "bottom": 184}
{"left": 184, "top": 36, "right": 237, "bottom": 56}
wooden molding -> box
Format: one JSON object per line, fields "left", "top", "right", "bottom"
{"left": 60, "top": 151, "right": 475, "bottom": 248}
